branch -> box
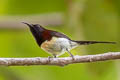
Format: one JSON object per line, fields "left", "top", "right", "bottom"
{"left": 0, "top": 52, "right": 119, "bottom": 67}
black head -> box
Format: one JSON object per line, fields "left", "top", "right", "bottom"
{"left": 22, "top": 22, "right": 46, "bottom": 46}
{"left": 22, "top": 22, "right": 45, "bottom": 32}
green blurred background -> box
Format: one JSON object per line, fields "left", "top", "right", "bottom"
{"left": 0, "top": 0, "right": 119, "bottom": 80}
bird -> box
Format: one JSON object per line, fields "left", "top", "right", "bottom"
{"left": 22, "top": 22, "right": 116, "bottom": 58}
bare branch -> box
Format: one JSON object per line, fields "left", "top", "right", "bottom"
{"left": 0, "top": 52, "right": 119, "bottom": 67}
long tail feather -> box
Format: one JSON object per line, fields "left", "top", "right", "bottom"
{"left": 73, "top": 40, "right": 116, "bottom": 45}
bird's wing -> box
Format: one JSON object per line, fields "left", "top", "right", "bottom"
{"left": 50, "top": 31, "right": 71, "bottom": 40}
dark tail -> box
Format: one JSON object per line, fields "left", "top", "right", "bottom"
{"left": 73, "top": 40, "right": 116, "bottom": 45}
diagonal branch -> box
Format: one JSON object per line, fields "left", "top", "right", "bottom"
{"left": 0, "top": 52, "right": 119, "bottom": 67}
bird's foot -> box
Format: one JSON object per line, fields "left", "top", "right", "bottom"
{"left": 47, "top": 56, "right": 52, "bottom": 63}
{"left": 70, "top": 54, "right": 75, "bottom": 61}
{"left": 66, "top": 48, "right": 75, "bottom": 61}
{"left": 53, "top": 55, "right": 57, "bottom": 58}
{"left": 47, "top": 55, "right": 57, "bottom": 63}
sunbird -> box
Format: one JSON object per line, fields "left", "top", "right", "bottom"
{"left": 23, "top": 22, "right": 115, "bottom": 58}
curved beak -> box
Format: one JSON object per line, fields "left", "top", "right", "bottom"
{"left": 22, "top": 22, "right": 33, "bottom": 27}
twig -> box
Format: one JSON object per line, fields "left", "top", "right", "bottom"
{"left": 0, "top": 52, "right": 119, "bottom": 67}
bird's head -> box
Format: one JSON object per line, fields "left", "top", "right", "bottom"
{"left": 22, "top": 22, "right": 52, "bottom": 46}
{"left": 22, "top": 22, "right": 45, "bottom": 32}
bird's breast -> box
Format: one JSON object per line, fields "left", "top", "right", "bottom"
{"left": 41, "top": 37, "right": 78, "bottom": 55}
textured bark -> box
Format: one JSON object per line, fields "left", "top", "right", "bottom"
{"left": 0, "top": 52, "right": 119, "bottom": 67}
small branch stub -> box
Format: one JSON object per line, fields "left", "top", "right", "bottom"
{"left": 0, "top": 52, "right": 119, "bottom": 67}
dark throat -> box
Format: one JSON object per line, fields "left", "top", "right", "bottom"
{"left": 29, "top": 27, "right": 52, "bottom": 46}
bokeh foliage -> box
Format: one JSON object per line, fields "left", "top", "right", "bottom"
{"left": 0, "top": 0, "right": 119, "bottom": 80}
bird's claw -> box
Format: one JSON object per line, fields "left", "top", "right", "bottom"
{"left": 71, "top": 55, "right": 75, "bottom": 61}
{"left": 47, "top": 56, "right": 52, "bottom": 63}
